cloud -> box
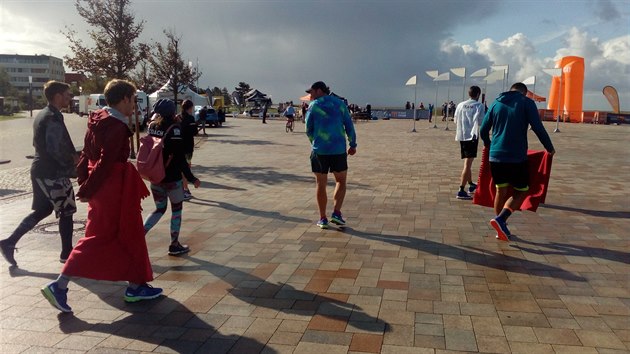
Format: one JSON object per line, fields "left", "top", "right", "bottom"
{"left": 0, "top": 7, "right": 68, "bottom": 58}
{"left": 436, "top": 28, "right": 630, "bottom": 110}
{"left": 594, "top": 0, "right": 621, "bottom": 21}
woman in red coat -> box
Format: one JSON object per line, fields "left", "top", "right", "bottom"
{"left": 41, "top": 79, "right": 162, "bottom": 313}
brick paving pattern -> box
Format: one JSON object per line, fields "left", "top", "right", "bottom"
{"left": 0, "top": 117, "right": 628, "bottom": 353}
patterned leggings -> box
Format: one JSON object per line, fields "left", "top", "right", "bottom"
{"left": 143, "top": 181, "right": 183, "bottom": 244}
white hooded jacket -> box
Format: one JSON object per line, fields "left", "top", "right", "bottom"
{"left": 454, "top": 99, "right": 485, "bottom": 141}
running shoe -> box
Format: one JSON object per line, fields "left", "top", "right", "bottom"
{"left": 468, "top": 183, "right": 477, "bottom": 194}
{"left": 183, "top": 190, "right": 193, "bottom": 201}
{"left": 168, "top": 242, "right": 190, "bottom": 256}
{"left": 41, "top": 281, "right": 72, "bottom": 312}
{"left": 490, "top": 218, "right": 511, "bottom": 241}
{"left": 456, "top": 190, "right": 472, "bottom": 200}
{"left": 124, "top": 283, "right": 163, "bottom": 303}
{"left": 317, "top": 218, "right": 329, "bottom": 229}
{"left": 330, "top": 213, "right": 346, "bottom": 226}
{"left": 0, "top": 240, "right": 17, "bottom": 266}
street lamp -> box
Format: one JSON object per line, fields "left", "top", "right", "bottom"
{"left": 405, "top": 75, "right": 417, "bottom": 132}
{"left": 542, "top": 68, "right": 562, "bottom": 133}
{"left": 29, "top": 76, "right": 33, "bottom": 118}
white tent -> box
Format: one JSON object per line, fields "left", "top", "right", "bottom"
{"left": 148, "top": 80, "right": 210, "bottom": 109}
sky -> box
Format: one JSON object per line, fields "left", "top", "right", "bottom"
{"left": 1, "top": 0, "right": 629, "bottom": 111}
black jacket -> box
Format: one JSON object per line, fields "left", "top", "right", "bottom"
{"left": 147, "top": 119, "right": 196, "bottom": 184}
{"left": 180, "top": 112, "right": 198, "bottom": 154}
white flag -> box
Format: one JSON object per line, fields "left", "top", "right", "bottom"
{"left": 470, "top": 68, "right": 487, "bottom": 77}
{"left": 405, "top": 75, "right": 417, "bottom": 86}
{"left": 434, "top": 72, "right": 450, "bottom": 81}
{"left": 522, "top": 76, "right": 536, "bottom": 85}
{"left": 491, "top": 65, "right": 509, "bottom": 74}
{"left": 484, "top": 70, "right": 505, "bottom": 83}
{"left": 425, "top": 70, "right": 439, "bottom": 79}
{"left": 450, "top": 67, "right": 466, "bottom": 77}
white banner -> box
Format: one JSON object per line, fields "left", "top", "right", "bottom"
{"left": 491, "top": 65, "right": 509, "bottom": 74}
{"left": 405, "top": 75, "right": 417, "bottom": 86}
{"left": 542, "top": 68, "right": 561, "bottom": 77}
{"left": 450, "top": 67, "right": 466, "bottom": 77}
{"left": 425, "top": 70, "right": 439, "bottom": 79}
{"left": 484, "top": 70, "right": 504, "bottom": 83}
{"left": 522, "top": 76, "right": 536, "bottom": 85}
{"left": 470, "top": 68, "right": 487, "bottom": 77}
{"left": 434, "top": 72, "right": 450, "bottom": 81}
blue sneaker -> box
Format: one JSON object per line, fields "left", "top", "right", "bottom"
{"left": 468, "top": 183, "right": 477, "bottom": 194}
{"left": 317, "top": 218, "right": 329, "bottom": 229}
{"left": 330, "top": 213, "right": 346, "bottom": 226}
{"left": 124, "top": 283, "right": 163, "bottom": 303}
{"left": 456, "top": 190, "right": 472, "bottom": 199}
{"left": 41, "top": 281, "right": 72, "bottom": 313}
{"left": 490, "top": 218, "right": 511, "bottom": 241}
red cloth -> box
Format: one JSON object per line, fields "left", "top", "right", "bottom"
{"left": 473, "top": 148, "right": 553, "bottom": 212}
{"left": 63, "top": 161, "right": 153, "bottom": 284}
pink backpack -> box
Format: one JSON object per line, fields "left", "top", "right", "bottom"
{"left": 136, "top": 125, "right": 175, "bottom": 184}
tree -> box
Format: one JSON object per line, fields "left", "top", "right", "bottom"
{"left": 0, "top": 68, "right": 18, "bottom": 97}
{"left": 148, "top": 29, "right": 201, "bottom": 105}
{"left": 129, "top": 60, "right": 159, "bottom": 93}
{"left": 221, "top": 87, "right": 232, "bottom": 106}
{"left": 234, "top": 82, "right": 251, "bottom": 108}
{"left": 63, "top": 0, "right": 146, "bottom": 79}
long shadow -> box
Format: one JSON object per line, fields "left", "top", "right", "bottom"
{"left": 508, "top": 235, "right": 630, "bottom": 265}
{"left": 188, "top": 198, "right": 312, "bottom": 224}
{"left": 541, "top": 203, "right": 630, "bottom": 219}
{"left": 198, "top": 180, "right": 247, "bottom": 191}
{"left": 211, "top": 139, "right": 279, "bottom": 146}
{"left": 338, "top": 228, "right": 586, "bottom": 282}
{"left": 55, "top": 283, "right": 276, "bottom": 354}
{"left": 8, "top": 265, "right": 58, "bottom": 279}
{"left": 192, "top": 165, "right": 313, "bottom": 186}
{"left": 152, "top": 256, "right": 388, "bottom": 333}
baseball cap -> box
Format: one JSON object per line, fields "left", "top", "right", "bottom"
{"left": 153, "top": 98, "right": 176, "bottom": 118}
{"left": 306, "top": 81, "right": 329, "bottom": 93}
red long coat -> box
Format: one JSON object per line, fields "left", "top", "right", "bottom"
{"left": 63, "top": 110, "right": 153, "bottom": 284}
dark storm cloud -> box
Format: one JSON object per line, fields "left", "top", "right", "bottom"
{"left": 2, "top": 0, "right": 503, "bottom": 105}
{"left": 593, "top": 0, "right": 621, "bottom": 21}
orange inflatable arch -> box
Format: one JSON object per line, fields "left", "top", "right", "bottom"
{"left": 547, "top": 56, "right": 584, "bottom": 122}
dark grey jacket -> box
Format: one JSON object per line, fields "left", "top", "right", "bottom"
{"left": 31, "top": 105, "right": 78, "bottom": 179}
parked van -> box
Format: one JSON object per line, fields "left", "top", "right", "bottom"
{"left": 78, "top": 94, "right": 106, "bottom": 117}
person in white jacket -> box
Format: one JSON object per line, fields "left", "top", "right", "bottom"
{"left": 454, "top": 86, "right": 484, "bottom": 199}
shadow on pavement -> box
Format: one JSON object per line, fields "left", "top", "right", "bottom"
{"left": 193, "top": 165, "right": 312, "bottom": 186}
{"left": 153, "top": 256, "right": 389, "bottom": 333}
{"left": 8, "top": 265, "right": 57, "bottom": 279}
{"left": 337, "top": 228, "right": 587, "bottom": 282}
{"left": 188, "top": 198, "right": 311, "bottom": 224}
{"left": 198, "top": 181, "right": 247, "bottom": 191}
{"left": 55, "top": 289, "right": 277, "bottom": 354}
{"left": 541, "top": 203, "right": 630, "bottom": 219}
{"left": 508, "top": 235, "right": 630, "bottom": 265}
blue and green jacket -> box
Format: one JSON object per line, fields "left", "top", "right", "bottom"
{"left": 305, "top": 95, "right": 357, "bottom": 155}
{"left": 480, "top": 91, "right": 554, "bottom": 163}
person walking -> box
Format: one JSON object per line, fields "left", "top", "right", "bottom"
{"left": 40, "top": 79, "right": 162, "bottom": 313}
{"left": 144, "top": 99, "right": 201, "bottom": 255}
{"left": 0, "top": 81, "right": 77, "bottom": 266}
{"left": 454, "top": 85, "right": 484, "bottom": 199}
{"left": 179, "top": 99, "right": 198, "bottom": 200}
{"left": 305, "top": 81, "right": 357, "bottom": 229}
{"left": 480, "top": 82, "right": 555, "bottom": 241}
{"left": 197, "top": 105, "right": 208, "bottom": 135}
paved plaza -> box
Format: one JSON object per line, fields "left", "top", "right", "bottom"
{"left": 0, "top": 116, "right": 628, "bottom": 353}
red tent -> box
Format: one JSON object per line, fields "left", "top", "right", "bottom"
{"left": 527, "top": 91, "right": 546, "bottom": 102}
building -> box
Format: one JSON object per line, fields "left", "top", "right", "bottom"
{"left": 0, "top": 54, "right": 65, "bottom": 95}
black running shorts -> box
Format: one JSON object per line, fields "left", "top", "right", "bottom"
{"left": 311, "top": 152, "right": 348, "bottom": 174}
{"left": 489, "top": 161, "right": 530, "bottom": 191}
{"left": 460, "top": 139, "right": 479, "bottom": 159}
